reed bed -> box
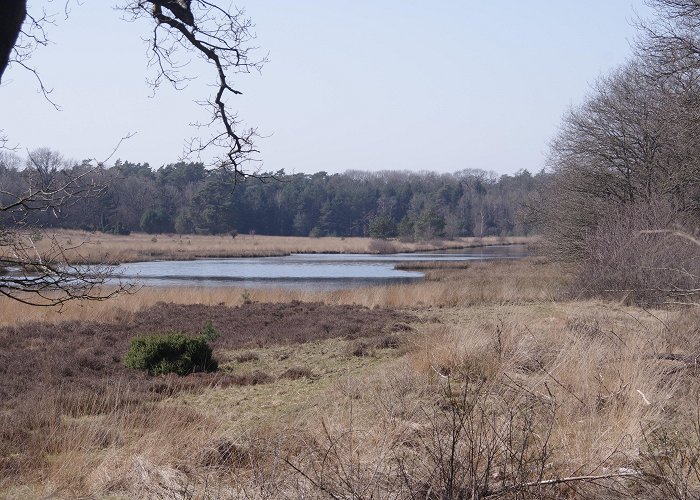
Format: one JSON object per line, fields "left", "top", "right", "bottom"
{"left": 9, "top": 229, "right": 531, "bottom": 264}
{"left": 0, "top": 258, "right": 566, "bottom": 325}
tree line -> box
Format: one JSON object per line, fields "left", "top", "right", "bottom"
{"left": 0, "top": 149, "right": 542, "bottom": 240}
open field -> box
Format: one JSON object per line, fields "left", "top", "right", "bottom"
{"left": 1, "top": 258, "right": 698, "bottom": 498}
{"left": 10, "top": 229, "right": 532, "bottom": 264}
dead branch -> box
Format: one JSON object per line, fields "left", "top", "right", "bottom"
{"left": 485, "top": 470, "right": 641, "bottom": 497}
{"left": 640, "top": 228, "right": 700, "bottom": 246}
{"left": 122, "top": 0, "right": 268, "bottom": 182}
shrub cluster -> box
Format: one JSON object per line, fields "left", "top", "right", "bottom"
{"left": 573, "top": 201, "right": 700, "bottom": 305}
{"left": 124, "top": 321, "right": 220, "bottom": 376}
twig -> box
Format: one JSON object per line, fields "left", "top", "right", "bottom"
{"left": 486, "top": 471, "right": 641, "bottom": 497}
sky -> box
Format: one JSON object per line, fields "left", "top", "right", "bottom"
{"left": 0, "top": 1, "right": 653, "bottom": 176}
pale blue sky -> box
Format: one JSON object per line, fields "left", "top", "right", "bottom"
{"left": 0, "top": 1, "right": 652, "bottom": 175}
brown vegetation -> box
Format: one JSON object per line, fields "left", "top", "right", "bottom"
{"left": 1, "top": 258, "right": 698, "bottom": 498}
{"left": 534, "top": 0, "right": 700, "bottom": 307}
{"left": 571, "top": 201, "right": 700, "bottom": 306}
{"left": 0, "top": 257, "right": 564, "bottom": 325}
{"left": 8, "top": 229, "right": 531, "bottom": 264}
{"left": 0, "top": 301, "right": 415, "bottom": 494}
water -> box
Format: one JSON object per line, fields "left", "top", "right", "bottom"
{"left": 111, "top": 245, "right": 527, "bottom": 291}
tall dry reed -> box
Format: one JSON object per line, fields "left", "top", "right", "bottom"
{"left": 6, "top": 229, "right": 532, "bottom": 264}
{"left": 0, "top": 258, "right": 564, "bottom": 326}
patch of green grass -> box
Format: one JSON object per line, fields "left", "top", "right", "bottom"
{"left": 173, "top": 336, "right": 407, "bottom": 430}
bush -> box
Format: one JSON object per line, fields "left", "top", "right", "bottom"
{"left": 201, "top": 320, "right": 220, "bottom": 342}
{"left": 140, "top": 208, "right": 172, "bottom": 234}
{"left": 124, "top": 323, "right": 219, "bottom": 376}
{"left": 574, "top": 200, "right": 700, "bottom": 305}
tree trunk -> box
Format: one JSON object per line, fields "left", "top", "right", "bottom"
{"left": 0, "top": 0, "right": 27, "bottom": 83}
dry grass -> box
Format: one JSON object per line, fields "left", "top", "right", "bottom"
{"left": 408, "top": 303, "right": 677, "bottom": 465}
{"left": 0, "top": 302, "right": 413, "bottom": 497}
{"left": 2, "top": 258, "right": 698, "bottom": 498}
{"left": 259, "top": 302, "right": 698, "bottom": 498}
{"left": 0, "top": 257, "right": 566, "bottom": 326}
{"left": 12, "top": 229, "right": 532, "bottom": 264}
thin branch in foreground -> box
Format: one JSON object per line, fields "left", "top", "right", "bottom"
{"left": 485, "top": 471, "right": 642, "bottom": 497}
{"left": 121, "top": 1, "right": 268, "bottom": 180}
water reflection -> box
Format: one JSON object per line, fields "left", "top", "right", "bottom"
{"left": 112, "top": 244, "right": 527, "bottom": 291}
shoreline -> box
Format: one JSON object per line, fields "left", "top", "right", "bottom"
{"left": 17, "top": 230, "right": 534, "bottom": 264}
{"left": 116, "top": 240, "right": 531, "bottom": 263}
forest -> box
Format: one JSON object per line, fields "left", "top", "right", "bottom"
{"left": 0, "top": 152, "right": 543, "bottom": 239}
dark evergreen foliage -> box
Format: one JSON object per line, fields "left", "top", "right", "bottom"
{"left": 124, "top": 322, "right": 220, "bottom": 376}
{"left": 0, "top": 153, "right": 545, "bottom": 238}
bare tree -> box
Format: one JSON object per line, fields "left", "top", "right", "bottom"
{"left": 531, "top": 1, "right": 700, "bottom": 303}
{"left": 639, "top": 0, "right": 700, "bottom": 76}
{"left": 535, "top": 59, "right": 700, "bottom": 261}
{"left": 0, "top": 149, "right": 130, "bottom": 306}
{"left": 0, "top": 1, "right": 263, "bottom": 305}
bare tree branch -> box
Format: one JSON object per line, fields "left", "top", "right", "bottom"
{"left": 121, "top": 0, "right": 268, "bottom": 182}
{"left": 485, "top": 471, "right": 641, "bottom": 497}
{"left": 0, "top": 229, "right": 134, "bottom": 308}
{"left": 0, "top": 145, "right": 137, "bottom": 307}
{"left": 0, "top": 1, "right": 268, "bottom": 307}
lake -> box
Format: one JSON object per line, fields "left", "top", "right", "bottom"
{"left": 112, "top": 244, "right": 527, "bottom": 290}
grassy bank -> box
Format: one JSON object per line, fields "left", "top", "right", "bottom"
{"left": 1, "top": 258, "right": 697, "bottom": 498}
{"left": 12, "top": 229, "right": 532, "bottom": 264}
{"left": 0, "top": 258, "right": 565, "bottom": 325}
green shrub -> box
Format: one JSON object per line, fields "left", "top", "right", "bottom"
{"left": 201, "top": 320, "right": 220, "bottom": 342}
{"left": 124, "top": 323, "right": 220, "bottom": 376}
